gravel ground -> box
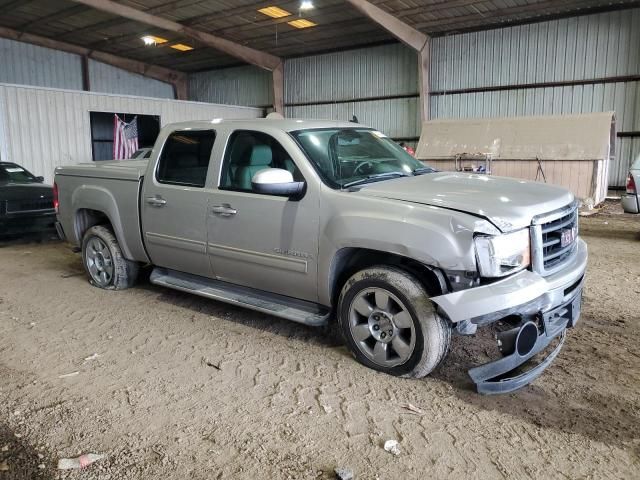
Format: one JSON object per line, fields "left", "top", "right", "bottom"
{"left": 0, "top": 203, "right": 638, "bottom": 479}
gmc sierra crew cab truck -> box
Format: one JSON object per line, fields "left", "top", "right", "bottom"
{"left": 54, "top": 119, "right": 587, "bottom": 394}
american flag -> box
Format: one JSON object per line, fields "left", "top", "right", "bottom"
{"left": 113, "top": 115, "right": 139, "bottom": 160}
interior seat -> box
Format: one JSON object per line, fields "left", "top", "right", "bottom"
{"left": 235, "top": 144, "right": 273, "bottom": 190}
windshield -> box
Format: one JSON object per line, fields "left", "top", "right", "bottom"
{"left": 291, "top": 128, "right": 431, "bottom": 188}
{"left": 0, "top": 163, "right": 38, "bottom": 183}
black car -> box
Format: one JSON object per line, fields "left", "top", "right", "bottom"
{"left": 0, "top": 162, "right": 55, "bottom": 236}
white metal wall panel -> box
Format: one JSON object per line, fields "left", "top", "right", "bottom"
{"left": 0, "top": 38, "right": 83, "bottom": 90}
{"left": 189, "top": 65, "right": 273, "bottom": 107}
{"left": 431, "top": 8, "right": 640, "bottom": 90}
{"left": 0, "top": 84, "right": 262, "bottom": 183}
{"left": 89, "top": 60, "right": 175, "bottom": 99}
{"left": 285, "top": 43, "right": 417, "bottom": 104}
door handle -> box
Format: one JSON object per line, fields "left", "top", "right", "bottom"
{"left": 212, "top": 204, "right": 237, "bottom": 216}
{"left": 145, "top": 196, "right": 167, "bottom": 207}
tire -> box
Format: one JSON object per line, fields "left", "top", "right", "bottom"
{"left": 81, "top": 225, "right": 139, "bottom": 290}
{"left": 337, "top": 266, "right": 451, "bottom": 378}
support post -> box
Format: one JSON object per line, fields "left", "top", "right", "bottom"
{"left": 173, "top": 78, "right": 188, "bottom": 101}
{"left": 418, "top": 41, "right": 430, "bottom": 122}
{"left": 81, "top": 55, "right": 90, "bottom": 91}
{"left": 345, "top": 0, "right": 431, "bottom": 121}
{"left": 272, "top": 62, "right": 285, "bottom": 115}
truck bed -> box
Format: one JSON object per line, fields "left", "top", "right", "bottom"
{"left": 55, "top": 159, "right": 149, "bottom": 181}
{"left": 54, "top": 159, "right": 149, "bottom": 262}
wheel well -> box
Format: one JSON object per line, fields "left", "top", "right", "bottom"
{"left": 74, "top": 208, "right": 112, "bottom": 242}
{"left": 329, "top": 248, "right": 447, "bottom": 308}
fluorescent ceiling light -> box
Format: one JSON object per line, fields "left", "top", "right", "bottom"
{"left": 141, "top": 35, "right": 168, "bottom": 45}
{"left": 170, "top": 43, "right": 194, "bottom": 51}
{"left": 300, "top": 1, "right": 314, "bottom": 10}
{"left": 288, "top": 18, "right": 316, "bottom": 29}
{"left": 258, "top": 6, "right": 292, "bottom": 18}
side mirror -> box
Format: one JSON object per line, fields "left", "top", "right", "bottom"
{"left": 251, "top": 168, "right": 305, "bottom": 199}
{"left": 35, "top": 176, "right": 44, "bottom": 183}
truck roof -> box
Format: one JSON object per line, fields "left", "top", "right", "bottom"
{"left": 166, "top": 118, "right": 372, "bottom": 132}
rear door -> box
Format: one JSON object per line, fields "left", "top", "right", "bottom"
{"left": 141, "top": 128, "right": 217, "bottom": 277}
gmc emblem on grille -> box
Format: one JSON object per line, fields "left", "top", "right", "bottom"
{"left": 560, "top": 227, "right": 577, "bottom": 247}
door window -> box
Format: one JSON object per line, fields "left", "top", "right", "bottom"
{"left": 156, "top": 130, "right": 216, "bottom": 187}
{"left": 220, "top": 130, "right": 302, "bottom": 192}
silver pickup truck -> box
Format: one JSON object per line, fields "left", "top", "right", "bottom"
{"left": 54, "top": 119, "right": 587, "bottom": 394}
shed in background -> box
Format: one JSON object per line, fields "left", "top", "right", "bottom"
{"left": 415, "top": 112, "right": 616, "bottom": 205}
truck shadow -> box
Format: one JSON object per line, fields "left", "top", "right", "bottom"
{"left": 139, "top": 276, "right": 639, "bottom": 452}
{"left": 135, "top": 272, "right": 344, "bottom": 351}
{"left": 0, "top": 423, "right": 54, "bottom": 480}
{"left": 431, "top": 331, "right": 640, "bottom": 452}
{"left": 0, "top": 230, "right": 60, "bottom": 248}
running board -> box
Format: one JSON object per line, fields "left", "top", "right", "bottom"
{"left": 150, "top": 268, "right": 330, "bottom": 327}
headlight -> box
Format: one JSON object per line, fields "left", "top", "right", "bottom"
{"left": 474, "top": 228, "right": 531, "bottom": 277}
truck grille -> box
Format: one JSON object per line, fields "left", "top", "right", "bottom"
{"left": 531, "top": 202, "right": 579, "bottom": 276}
{"left": 5, "top": 198, "right": 54, "bottom": 214}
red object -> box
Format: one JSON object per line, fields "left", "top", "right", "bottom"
{"left": 53, "top": 182, "right": 59, "bottom": 212}
{"left": 627, "top": 172, "right": 637, "bottom": 194}
{"left": 403, "top": 145, "right": 416, "bottom": 156}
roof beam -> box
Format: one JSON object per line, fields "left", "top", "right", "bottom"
{"left": 345, "top": 0, "right": 428, "bottom": 51}
{"left": 69, "top": 0, "right": 282, "bottom": 71}
{"left": 345, "top": 0, "right": 431, "bottom": 121}
{"left": 0, "top": 26, "right": 188, "bottom": 99}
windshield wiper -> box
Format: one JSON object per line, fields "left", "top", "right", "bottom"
{"left": 413, "top": 166, "right": 437, "bottom": 175}
{"left": 342, "top": 172, "right": 410, "bottom": 189}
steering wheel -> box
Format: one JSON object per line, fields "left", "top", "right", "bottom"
{"left": 353, "top": 160, "right": 375, "bottom": 176}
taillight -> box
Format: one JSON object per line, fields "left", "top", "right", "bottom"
{"left": 627, "top": 173, "right": 637, "bottom": 195}
{"left": 53, "top": 182, "right": 59, "bottom": 212}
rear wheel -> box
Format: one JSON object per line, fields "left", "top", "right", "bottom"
{"left": 337, "top": 266, "right": 450, "bottom": 378}
{"left": 82, "top": 225, "right": 138, "bottom": 290}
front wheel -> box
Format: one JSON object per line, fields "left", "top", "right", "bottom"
{"left": 81, "top": 225, "right": 138, "bottom": 290}
{"left": 337, "top": 266, "right": 450, "bottom": 378}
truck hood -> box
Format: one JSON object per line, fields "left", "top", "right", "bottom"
{"left": 55, "top": 159, "right": 149, "bottom": 181}
{"left": 0, "top": 182, "right": 53, "bottom": 201}
{"left": 355, "top": 172, "right": 574, "bottom": 232}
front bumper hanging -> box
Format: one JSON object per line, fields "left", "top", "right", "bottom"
{"left": 468, "top": 280, "right": 583, "bottom": 394}
{"left": 431, "top": 238, "right": 587, "bottom": 394}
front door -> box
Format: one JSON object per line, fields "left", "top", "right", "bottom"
{"left": 207, "top": 130, "right": 320, "bottom": 302}
{"left": 141, "top": 128, "right": 216, "bottom": 278}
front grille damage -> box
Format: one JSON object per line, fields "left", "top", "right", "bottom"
{"left": 531, "top": 202, "right": 579, "bottom": 276}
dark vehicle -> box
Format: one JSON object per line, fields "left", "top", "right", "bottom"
{"left": 0, "top": 162, "right": 55, "bottom": 236}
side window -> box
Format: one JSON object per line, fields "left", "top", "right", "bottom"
{"left": 220, "top": 130, "right": 302, "bottom": 192}
{"left": 156, "top": 130, "right": 216, "bottom": 187}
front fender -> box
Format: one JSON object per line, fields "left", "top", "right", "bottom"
{"left": 318, "top": 195, "right": 489, "bottom": 305}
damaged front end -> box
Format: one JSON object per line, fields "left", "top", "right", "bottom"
{"left": 465, "top": 273, "right": 583, "bottom": 394}
{"left": 432, "top": 203, "right": 587, "bottom": 394}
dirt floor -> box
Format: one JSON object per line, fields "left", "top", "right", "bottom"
{"left": 0, "top": 203, "right": 639, "bottom": 479}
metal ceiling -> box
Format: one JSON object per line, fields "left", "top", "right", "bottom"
{"left": 0, "top": 0, "right": 638, "bottom": 72}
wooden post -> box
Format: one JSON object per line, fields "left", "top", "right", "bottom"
{"left": 272, "top": 62, "right": 285, "bottom": 115}
{"left": 418, "top": 41, "right": 430, "bottom": 122}
{"left": 345, "top": 0, "right": 431, "bottom": 121}
{"left": 173, "top": 78, "right": 188, "bottom": 101}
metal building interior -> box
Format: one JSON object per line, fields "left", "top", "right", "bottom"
{"left": 0, "top": 1, "right": 639, "bottom": 479}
